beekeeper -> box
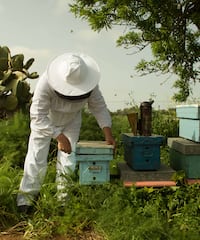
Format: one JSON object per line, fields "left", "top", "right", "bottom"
{"left": 17, "top": 53, "right": 116, "bottom": 213}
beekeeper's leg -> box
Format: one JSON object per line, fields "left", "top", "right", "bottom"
{"left": 56, "top": 117, "right": 81, "bottom": 201}
{"left": 17, "top": 131, "right": 51, "bottom": 206}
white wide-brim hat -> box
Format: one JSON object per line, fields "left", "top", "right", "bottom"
{"left": 47, "top": 52, "right": 100, "bottom": 96}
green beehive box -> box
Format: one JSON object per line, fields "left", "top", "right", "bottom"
{"left": 168, "top": 137, "right": 200, "bottom": 178}
{"left": 76, "top": 141, "right": 114, "bottom": 185}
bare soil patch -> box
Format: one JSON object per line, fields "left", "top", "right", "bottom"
{"left": 0, "top": 235, "right": 23, "bottom": 240}
{"left": 0, "top": 232, "right": 104, "bottom": 240}
{"left": 0, "top": 227, "right": 105, "bottom": 240}
{"left": 0, "top": 221, "right": 105, "bottom": 239}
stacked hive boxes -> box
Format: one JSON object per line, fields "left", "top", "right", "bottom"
{"left": 118, "top": 134, "right": 176, "bottom": 186}
{"left": 177, "top": 104, "right": 200, "bottom": 142}
{"left": 76, "top": 141, "right": 114, "bottom": 185}
{"left": 168, "top": 104, "right": 200, "bottom": 179}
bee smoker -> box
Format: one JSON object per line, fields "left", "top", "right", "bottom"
{"left": 138, "top": 100, "right": 154, "bottom": 136}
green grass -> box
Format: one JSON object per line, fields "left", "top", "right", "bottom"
{"left": 1, "top": 158, "right": 200, "bottom": 239}
{"left": 1, "top": 110, "right": 200, "bottom": 239}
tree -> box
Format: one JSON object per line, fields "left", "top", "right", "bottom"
{"left": 70, "top": 0, "right": 200, "bottom": 102}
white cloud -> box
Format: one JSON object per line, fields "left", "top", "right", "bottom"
{"left": 75, "top": 29, "right": 100, "bottom": 42}
{"left": 0, "top": 4, "right": 4, "bottom": 13}
{"left": 10, "top": 46, "right": 53, "bottom": 68}
{"left": 9, "top": 46, "right": 54, "bottom": 75}
{"left": 73, "top": 27, "right": 122, "bottom": 45}
{"left": 54, "top": 0, "right": 70, "bottom": 15}
{"left": 10, "top": 46, "right": 51, "bottom": 59}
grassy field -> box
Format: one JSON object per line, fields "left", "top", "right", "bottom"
{"left": 1, "top": 111, "right": 200, "bottom": 239}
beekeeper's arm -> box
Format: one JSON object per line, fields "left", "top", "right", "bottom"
{"left": 30, "top": 72, "right": 60, "bottom": 137}
{"left": 88, "top": 85, "right": 116, "bottom": 148}
{"left": 30, "top": 72, "right": 71, "bottom": 153}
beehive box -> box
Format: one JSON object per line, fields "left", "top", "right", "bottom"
{"left": 176, "top": 104, "right": 200, "bottom": 142}
{"left": 176, "top": 104, "right": 200, "bottom": 119}
{"left": 76, "top": 141, "right": 114, "bottom": 185}
{"left": 179, "top": 118, "right": 200, "bottom": 142}
{"left": 168, "top": 137, "right": 200, "bottom": 178}
{"left": 121, "top": 133, "right": 164, "bottom": 170}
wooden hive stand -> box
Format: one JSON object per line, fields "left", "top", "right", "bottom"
{"left": 118, "top": 162, "right": 176, "bottom": 187}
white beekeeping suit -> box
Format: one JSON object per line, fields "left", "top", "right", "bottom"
{"left": 17, "top": 53, "right": 115, "bottom": 211}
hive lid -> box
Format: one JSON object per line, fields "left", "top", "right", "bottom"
{"left": 121, "top": 133, "right": 164, "bottom": 144}
{"left": 168, "top": 137, "right": 200, "bottom": 155}
{"left": 76, "top": 141, "right": 114, "bottom": 155}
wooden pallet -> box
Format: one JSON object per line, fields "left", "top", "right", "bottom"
{"left": 124, "top": 181, "right": 176, "bottom": 187}
{"left": 118, "top": 162, "right": 176, "bottom": 187}
{"left": 186, "top": 179, "right": 200, "bottom": 185}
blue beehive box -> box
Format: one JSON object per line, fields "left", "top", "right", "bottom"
{"left": 176, "top": 104, "right": 200, "bottom": 119}
{"left": 179, "top": 118, "right": 200, "bottom": 142}
{"left": 121, "top": 133, "right": 164, "bottom": 170}
{"left": 76, "top": 141, "right": 114, "bottom": 185}
{"left": 176, "top": 104, "right": 200, "bottom": 142}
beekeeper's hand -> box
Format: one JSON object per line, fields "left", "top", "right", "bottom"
{"left": 103, "top": 127, "right": 116, "bottom": 150}
{"left": 56, "top": 133, "right": 72, "bottom": 154}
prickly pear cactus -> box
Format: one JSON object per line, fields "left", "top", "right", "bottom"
{"left": 0, "top": 46, "right": 39, "bottom": 118}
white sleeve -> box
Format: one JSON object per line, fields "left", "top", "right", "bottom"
{"left": 88, "top": 85, "right": 112, "bottom": 129}
{"left": 30, "top": 72, "right": 61, "bottom": 138}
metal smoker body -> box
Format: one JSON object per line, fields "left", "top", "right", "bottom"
{"left": 139, "top": 100, "right": 154, "bottom": 136}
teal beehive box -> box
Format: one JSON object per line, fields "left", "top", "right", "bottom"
{"left": 179, "top": 118, "right": 200, "bottom": 142}
{"left": 176, "top": 104, "right": 200, "bottom": 142}
{"left": 176, "top": 104, "right": 200, "bottom": 119}
{"left": 168, "top": 137, "right": 200, "bottom": 178}
{"left": 76, "top": 141, "right": 114, "bottom": 185}
{"left": 121, "top": 133, "right": 164, "bottom": 171}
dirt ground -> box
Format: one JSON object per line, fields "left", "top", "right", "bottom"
{"left": 0, "top": 220, "right": 105, "bottom": 240}
{"left": 0, "top": 235, "right": 23, "bottom": 240}
{"left": 0, "top": 231, "right": 105, "bottom": 240}
{"left": 0, "top": 236, "right": 74, "bottom": 240}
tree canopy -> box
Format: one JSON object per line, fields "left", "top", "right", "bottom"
{"left": 70, "top": 0, "right": 200, "bottom": 102}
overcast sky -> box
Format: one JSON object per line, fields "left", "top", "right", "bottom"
{"left": 0, "top": 0, "right": 199, "bottom": 111}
